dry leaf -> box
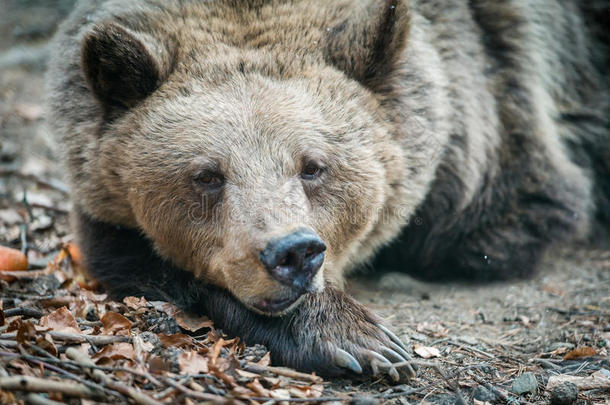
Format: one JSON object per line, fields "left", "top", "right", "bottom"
{"left": 123, "top": 296, "right": 147, "bottom": 311}
{"left": 93, "top": 342, "right": 137, "bottom": 364}
{"left": 178, "top": 350, "right": 209, "bottom": 375}
{"left": 101, "top": 312, "right": 133, "bottom": 335}
{"left": 247, "top": 379, "right": 270, "bottom": 396}
{"left": 36, "top": 334, "right": 58, "bottom": 357}
{"left": 40, "top": 307, "right": 81, "bottom": 334}
{"left": 158, "top": 333, "right": 196, "bottom": 348}
{"left": 175, "top": 311, "right": 213, "bottom": 332}
{"left": 257, "top": 352, "right": 271, "bottom": 366}
{"left": 16, "top": 321, "right": 37, "bottom": 344}
{"left": 564, "top": 346, "right": 597, "bottom": 360}
{"left": 414, "top": 344, "right": 441, "bottom": 358}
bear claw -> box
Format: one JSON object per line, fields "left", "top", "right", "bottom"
{"left": 334, "top": 348, "right": 363, "bottom": 374}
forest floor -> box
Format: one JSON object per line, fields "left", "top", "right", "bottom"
{"left": 0, "top": 1, "right": 608, "bottom": 404}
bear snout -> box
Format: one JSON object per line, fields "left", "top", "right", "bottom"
{"left": 259, "top": 229, "right": 326, "bottom": 293}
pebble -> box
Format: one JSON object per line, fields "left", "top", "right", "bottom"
{"left": 511, "top": 372, "right": 538, "bottom": 395}
{"left": 550, "top": 382, "right": 578, "bottom": 405}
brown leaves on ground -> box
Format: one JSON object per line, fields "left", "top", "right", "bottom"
{"left": 0, "top": 243, "right": 326, "bottom": 404}
{"left": 40, "top": 307, "right": 81, "bottom": 334}
{"left": 563, "top": 346, "right": 597, "bottom": 360}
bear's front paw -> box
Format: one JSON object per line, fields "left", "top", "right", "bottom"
{"left": 282, "top": 286, "right": 417, "bottom": 382}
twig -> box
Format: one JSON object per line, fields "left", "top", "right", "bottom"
{"left": 244, "top": 364, "right": 323, "bottom": 383}
{"left": 16, "top": 349, "right": 120, "bottom": 400}
{"left": 471, "top": 374, "right": 513, "bottom": 403}
{"left": 49, "top": 331, "right": 131, "bottom": 345}
{"left": 0, "top": 331, "right": 130, "bottom": 345}
{"left": 3, "top": 307, "right": 44, "bottom": 318}
{"left": 0, "top": 376, "right": 104, "bottom": 399}
{"left": 66, "top": 347, "right": 162, "bottom": 405}
{"left": 162, "top": 376, "right": 228, "bottom": 402}
{"left": 447, "top": 340, "right": 495, "bottom": 359}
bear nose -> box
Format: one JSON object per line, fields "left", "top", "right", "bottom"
{"left": 259, "top": 229, "right": 326, "bottom": 292}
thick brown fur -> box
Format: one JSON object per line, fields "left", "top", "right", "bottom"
{"left": 46, "top": 0, "right": 609, "bottom": 378}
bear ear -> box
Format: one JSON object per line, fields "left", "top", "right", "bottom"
{"left": 81, "top": 22, "right": 170, "bottom": 109}
{"left": 324, "top": 0, "right": 411, "bottom": 91}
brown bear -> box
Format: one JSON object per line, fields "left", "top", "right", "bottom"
{"left": 45, "top": 0, "right": 609, "bottom": 381}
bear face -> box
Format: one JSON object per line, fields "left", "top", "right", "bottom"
{"left": 79, "top": 3, "right": 411, "bottom": 315}
{"left": 103, "top": 71, "right": 394, "bottom": 314}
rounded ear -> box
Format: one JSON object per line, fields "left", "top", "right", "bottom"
{"left": 324, "top": 0, "right": 411, "bottom": 91}
{"left": 81, "top": 22, "right": 172, "bottom": 109}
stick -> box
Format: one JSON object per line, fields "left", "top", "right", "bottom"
{"left": 243, "top": 364, "right": 323, "bottom": 383}
{"left": 0, "top": 376, "right": 103, "bottom": 399}
{"left": 162, "top": 377, "right": 228, "bottom": 402}
{"left": 3, "top": 307, "right": 44, "bottom": 318}
{"left": 66, "top": 348, "right": 162, "bottom": 405}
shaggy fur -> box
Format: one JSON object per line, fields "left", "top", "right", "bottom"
{"left": 46, "top": 0, "right": 609, "bottom": 377}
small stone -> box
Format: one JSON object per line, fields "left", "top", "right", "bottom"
{"left": 349, "top": 396, "right": 379, "bottom": 405}
{"left": 511, "top": 372, "right": 538, "bottom": 395}
{"left": 550, "top": 382, "right": 578, "bottom": 405}
{"left": 473, "top": 386, "right": 497, "bottom": 402}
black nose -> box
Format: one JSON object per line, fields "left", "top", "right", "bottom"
{"left": 259, "top": 229, "right": 326, "bottom": 291}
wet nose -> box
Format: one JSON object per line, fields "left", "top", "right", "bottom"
{"left": 259, "top": 229, "right": 326, "bottom": 291}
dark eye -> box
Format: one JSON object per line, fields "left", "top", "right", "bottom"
{"left": 301, "top": 161, "right": 324, "bottom": 180}
{"left": 194, "top": 171, "right": 224, "bottom": 190}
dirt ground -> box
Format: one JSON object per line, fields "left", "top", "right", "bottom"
{"left": 0, "top": 2, "right": 608, "bottom": 404}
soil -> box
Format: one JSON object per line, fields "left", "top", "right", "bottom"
{"left": 0, "top": 2, "right": 608, "bottom": 404}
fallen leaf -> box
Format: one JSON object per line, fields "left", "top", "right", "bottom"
{"left": 414, "top": 344, "right": 441, "bottom": 358}
{"left": 101, "top": 312, "right": 133, "bottom": 335}
{"left": 175, "top": 311, "right": 213, "bottom": 332}
{"left": 40, "top": 307, "right": 81, "bottom": 334}
{"left": 564, "top": 346, "right": 597, "bottom": 360}
{"left": 123, "top": 296, "right": 147, "bottom": 311}
{"left": 246, "top": 379, "right": 270, "bottom": 397}
{"left": 36, "top": 334, "right": 58, "bottom": 357}
{"left": 178, "top": 350, "right": 209, "bottom": 374}
{"left": 0, "top": 246, "right": 28, "bottom": 271}
{"left": 16, "top": 321, "right": 37, "bottom": 344}
{"left": 257, "top": 352, "right": 271, "bottom": 366}
{"left": 158, "top": 333, "right": 196, "bottom": 349}
{"left": 93, "top": 342, "right": 137, "bottom": 364}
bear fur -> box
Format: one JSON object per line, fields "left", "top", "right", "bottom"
{"left": 46, "top": 0, "right": 609, "bottom": 379}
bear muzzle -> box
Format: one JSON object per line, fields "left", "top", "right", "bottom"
{"left": 255, "top": 228, "right": 326, "bottom": 312}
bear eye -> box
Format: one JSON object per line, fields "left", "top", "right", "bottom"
{"left": 301, "top": 161, "right": 324, "bottom": 180}
{"left": 194, "top": 171, "right": 224, "bottom": 190}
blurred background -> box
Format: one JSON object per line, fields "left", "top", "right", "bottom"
{"left": 1, "top": 0, "right": 73, "bottom": 260}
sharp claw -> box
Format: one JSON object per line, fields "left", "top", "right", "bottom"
{"left": 389, "top": 341, "right": 418, "bottom": 374}
{"left": 381, "top": 346, "right": 416, "bottom": 381}
{"left": 334, "top": 348, "right": 363, "bottom": 374}
{"left": 367, "top": 350, "right": 392, "bottom": 365}
{"left": 389, "top": 341, "right": 413, "bottom": 361}
{"left": 377, "top": 323, "right": 409, "bottom": 352}
{"left": 381, "top": 346, "right": 407, "bottom": 363}
{"left": 388, "top": 366, "right": 400, "bottom": 382}
{"left": 366, "top": 350, "right": 400, "bottom": 381}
